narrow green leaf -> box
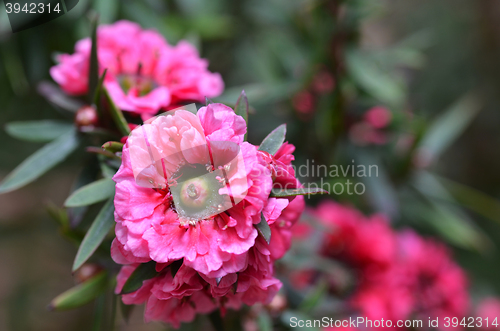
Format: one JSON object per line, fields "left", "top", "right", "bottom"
{"left": 65, "top": 178, "right": 115, "bottom": 208}
{"left": 49, "top": 272, "right": 107, "bottom": 311}
{"left": 412, "top": 172, "right": 493, "bottom": 253}
{"left": 270, "top": 187, "right": 328, "bottom": 197}
{"left": 258, "top": 124, "right": 286, "bottom": 155}
{"left": 419, "top": 92, "right": 482, "bottom": 163}
{"left": 5, "top": 120, "right": 74, "bottom": 142}
{"left": 255, "top": 213, "right": 271, "bottom": 244}
{"left": 346, "top": 49, "right": 405, "bottom": 106}
{"left": 89, "top": 16, "right": 99, "bottom": 103}
{"left": 72, "top": 199, "right": 115, "bottom": 271}
{"left": 121, "top": 261, "right": 159, "bottom": 294}
{"left": 93, "top": 68, "right": 107, "bottom": 112}
{"left": 86, "top": 146, "right": 122, "bottom": 160}
{"left": 91, "top": 294, "right": 106, "bottom": 331}
{"left": 234, "top": 90, "right": 249, "bottom": 141}
{"left": 101, "top": 141, "right": 123, "bottom": 154}
{"left": 103, "top": 88, "right": 131, "bottom": 136}
{"left": 0, "top": 129, "right": 79, "bottom": 194}
{"left": 437, "top": 175, "right": 500, "bottom": 226}
{"left": 46, "top": 202, "right": 70, "bottom": 230}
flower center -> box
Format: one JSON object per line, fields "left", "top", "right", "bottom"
{"left": 179, "top": 178, "right": 210, "bottom": 210}
{"left": 118, "top": 74, "right": 157, "bottom": 96}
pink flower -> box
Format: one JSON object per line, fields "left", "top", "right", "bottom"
{"left": 364, "top": 106, "right": 392, "bottom": 129}
{"left": 50, "top": 20, "right": 224, "bottom": 119}
{"left": 398, "top": 230, "right": 469, "bottom": 326}
{"left": 292, "top": 91, "right": 315, "bottom": 114}
{"left": 112, "top": 103, "right": 304, "bottom": 327}
{"left": 316, "top": 201, "right": 397, "bottom": 269}
{"left": 312, "top": 201, "right": 469, "bottom": 330}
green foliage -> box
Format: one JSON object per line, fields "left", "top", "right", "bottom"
{"left": 0, "top": 129, "right": 79, "bottom": 193}
{"left": 49, "top": 272, "right": 108, "bottom": 311}
{"left": 72, "top": 198, "right": 115, "bottom": 271}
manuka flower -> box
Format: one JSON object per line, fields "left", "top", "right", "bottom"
{"left": 111, "top": 102, "right": 304, "bottom": 327}
{"left": 50, "top": 20, "right": 224, "bottom": 119}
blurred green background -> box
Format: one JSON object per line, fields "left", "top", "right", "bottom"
{"left": 2, "top": 0, "right": 500, "bottom": 330}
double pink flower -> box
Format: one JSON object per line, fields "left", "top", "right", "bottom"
{"left": 50, "top": 20, "right": 224, "bottom": 119}
{"left": 112, "top": 103, "right": 304, "bottom": 327}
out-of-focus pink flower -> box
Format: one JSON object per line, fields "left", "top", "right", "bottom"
{"left": 312, "top": 70, "right": 335, "bottom": 94}
{"left": 112, "top": 103, "right": 304, "bottom": 327}
{"left": 349, "top": 122, "right": 388, "bottom": 146}
{"left": 311, "top": 201, "right": 470, "bottom": 330}
{"left": 398, "top": 230, "right": 469, "bottom": 326}
{"left": 292, "top": 91, "right": 315, "bottom": 114}
{"left": 316, "top": 201, "right": 397, "bottom": 269}
{"left": 364, "top": 106, "right": 392, "bottom": 129}
{"left": 476, "top": 298, "right": 500, "bottom": 330}
{"left": 50, "top": 20, "right": 224, "bottom": 119}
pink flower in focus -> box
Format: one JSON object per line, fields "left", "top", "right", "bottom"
{"left": 112, "top": 103, "right": 304, "bottom": 327}
{"left": 50, "top": 20, "right": 224, "bottom": 119}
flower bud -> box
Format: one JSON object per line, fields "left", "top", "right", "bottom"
{"left": 73, "top": 263, "right": 103, "bottom": 284}
{"left": 75, "top": 105, "right": 98, "bottom": 128}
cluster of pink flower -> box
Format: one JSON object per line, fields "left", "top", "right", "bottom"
{"left": 50, "top": 20, "right": 224, "bottom": 120}
{"left": 111, "top": 103, "right": 305, "bottom": 327}
{"left": 292, "top": 68, "right": 335, "bottom": 118}
{"left": 306, "top": 201, "right": 470, "bottom": 329}
{"left": 349, "top": 106, "right": 392, "bottom": 145}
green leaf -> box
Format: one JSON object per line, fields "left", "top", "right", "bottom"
{"left": 72, "top": 199, "right": 115, "bottom": 271}
{"left": 103, "top": 87, "right": 131, "bottom": 136}
{"left": 65, "top": 178, "right": 115, "bottom": 208}
{"left": 88, "top": 15, "right": 99, "bottom": 103}
{"left": 121, "top": 261, "right": 159, "bottom": 294}
{"left": 101, "top": 141, "right": 123, "bottom": 154}
{"left": 5, "top": 120, "right": 74, "bottom": 142}
{"left": 48, "top": 272, "right": 108, "bottom": 311}
{"left": 0, "top": 129, "right": 79, "bottom": 194}
{"left": 419, "top": 92, "right": 482, "bottom": 163}
{"left": 270, "top": 187, "right": 328, "bottom": 197}
{"left": 412, "top": 172, "right": 493, "bottom": 253}
{"left": 258, "top": 124, "right": 286, "bottom": 155}
{"left": 93, "top": 69, "right": 107, "bottom": 112}
{"left": 255, "top": 213, "right": 271, "bottom": 244}
{"left": 234, "top": 90, "right": 249, "bottom": 140}
{"left": 437, "top": 175, "right": 500, "bottom": 226}
{"left": 346, "top": 49, "right": 405, "bottom": 106}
